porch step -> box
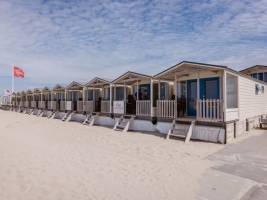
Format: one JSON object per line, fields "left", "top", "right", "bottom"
{"left": 25, "top": 108, "right": 33, "bottom": 115}
{"left": 62, "top": 112, "right": 72, "bottom": 121}
{"left": 83, "top": 114, "right": 97, "bottom": 126}
{"left": 41, "top": 110, "right": 48, "bottom": 117}
{"left": 32, "top": 109, "right": 39, "bottom": 115}
{"left": 113, "top": 115, "right": 135, "bottom": 132}
{"left": 167, "top": 119, "right": 195, "bottom": 143}
{"left": 37, "top": 110, "right": 43, "bottom": 116}
{"left": 49, "top": 112, "right": 56, "bottom": 118}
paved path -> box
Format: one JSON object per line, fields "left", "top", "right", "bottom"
{"left": 199, "top": 130, "right": 267, "bottom": 200}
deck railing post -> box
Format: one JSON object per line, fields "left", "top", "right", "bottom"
{"left": 109, "top": 84, "right": 113, "bottom": 114}
{"left": 174, "top": 75, "right": 177, "bottom": 119}
{"left": 150, "top": 79, "right": 153, "bottom": 118}
{"left": 196, "top": 77, "right": 200, "bottom": 120}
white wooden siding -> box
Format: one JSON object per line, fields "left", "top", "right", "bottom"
{"left": 238, "top": 76, "right": 267, "bottom": 121}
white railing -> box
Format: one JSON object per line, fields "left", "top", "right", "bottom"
{"left": 136, "top": 100, "right": 151, "bottom": 116}
{"left": 31, "top": 101, "right": 36, "bottom": 108}
{"left": 65, "top": 101, "right": 73, "bottom": 111}
{"left": 60, "top": 101, "right": 65, "bottom": 111}
{"left": 25, "top": 101, "right": 30, "bottom": 108}
{"left": 51, "top": 101, "right": 57, "bottom": 110}
{"left": 47, "top": 101, "right": 52, "bottom": 110}
{"left": 197, "top": 99, "right": 223, "bottom": 122}
{"left": 84, "top": 101, "right": 94, "bottom": 113}
{"left": 19, "top": 102, "right": 24, "bottom": 107}
{"left": 101, "top": 100, "right": 110, "bottom": 113}
{"left": 0, "top": 96, "right": 11, "bottom": 106}
{"left": 77, "top": 101, "right": 83, "bottom": 112}
{"left": 39, "top": 101, "right": 45, "bottom": 109}
{"left": 157, "top": 100, "right": 176, "bottom": 118}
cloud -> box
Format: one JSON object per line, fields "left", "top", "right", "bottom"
{"left": 0, "top": 0, "right": 267, "bottom": 93}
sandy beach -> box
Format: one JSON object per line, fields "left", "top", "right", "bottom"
{"left": 0, "top": 110, "right": 223, "bottom": 200}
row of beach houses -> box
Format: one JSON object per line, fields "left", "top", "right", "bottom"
{"left": 7, "top": 61, "right": 267, "bottom": 144}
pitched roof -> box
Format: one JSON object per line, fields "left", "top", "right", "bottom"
{"left": 65, "top": 81, "right": 83, "bottom": 89}
{"left": 112, "top": 71, "right": 152, "bottom": 84}
{"left": 240, "top": 65, "right": 267, "bottom": 73}
{"left": 84, "top": 77, "right": 110, "bottom": 87}
{"left": 154, "top": 61, "right": 228, "bottom": 79}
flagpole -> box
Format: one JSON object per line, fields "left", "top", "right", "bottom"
{"left": 12, "top": 65, "right": 14, "bottom": 93}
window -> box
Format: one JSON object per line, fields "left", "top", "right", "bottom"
{"left": 57, "top": 92, "right": 64, "bottom": 100}
{"left": 179, "top": 81, "right": 186, "bottom": 98}
{"left": 226, "top": 74, "right": 238, "bottom": 108}
{"left": 255, "top": 84, "right": 260, "bottom": 95}
{"left": 115, "top": 87, "right": 124, "bottom": 100}
{"left": 103, "top": 88, "right": 110, "bottom": 100}
{"left": 264, "top": 72, "right": 267, "bottom": 82}
{"left": 139, "top": 84, "right": 150, "bottom": 100}
{"left": 258, "top": 73, "right": 264, "bottom": 81}
{"left": 87, "top": 90, "right": 93, "bottom": 100}
{"left": 252, "top": 73, "right": 257, "bottom": 79}
{"left": 205, "top": 79, "right": 219, "bottom": 99}
{"left": 160, "top": 82, "right": 168, "bottom": 100}
{"left": 199, "top": 78, "right": 220, "bottom": 100}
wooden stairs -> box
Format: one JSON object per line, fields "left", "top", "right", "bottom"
{"left": 83, "top": 114, "right": 97, "bottom": 126}
{"left": 62, "top": 111, "right": 73, "bottom": 121}
{"left": 166, "top": 119, "right": 195, "bottom": 143}
{"left": 113, "top": 115, "right": 135, "bottom": 132}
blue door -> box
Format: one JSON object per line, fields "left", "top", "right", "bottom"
{"left": 199, "top": 77, "right": 220, "bottom": 100}
{"left": 187, "top": 79, "right": 197, "bottom": 116}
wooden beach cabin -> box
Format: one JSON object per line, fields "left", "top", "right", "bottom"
{"left": 40, "top": 87, "right": 53, "bottom": 117}
{"left": 63, "top": 81, "right": 85, "bottom": 122}
{"left": 11, "top": 92, "right": 17, "bottom": 111}
{"left": 51, "top": 84, "right": 65, "bottom": 111}
{"left": 65, "top": 81, "right": 83, "bottom": 112}
{"left": 14, "top": 92, "right": 21, "bottom": 112}
{"left": 19, "top": 91, "right": 26, "bottom": 112}
{"left": 154, "top": 62, "right": 225, "bottom": 122}
{"left": 51, "top": 84, "right": 66, "bottom": 119}
{"left": 82, "top": 77, "right": 111, "bottom": 125}
{"left": 83, "top": 77, "right": 111, "bottom": 114}
{"left": 25, "top": 89, "right": 34, "bottom": 114}
{"left": 111, "top": 71, "right": 155, "bottom": 131}
{"left": 153, "top": 61, "right": 267, "bottom": 143}
{"left": 32, "top": 88, "right": 42, "bottom": 115}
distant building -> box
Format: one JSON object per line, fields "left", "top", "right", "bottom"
{"left": 240, "top": 65, "right": 267, "bottom": 82}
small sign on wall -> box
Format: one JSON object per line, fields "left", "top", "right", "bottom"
{"left": 66, "top": 101, "right": 72, "bottom": 111}
{"left": 113, "top": 101, "right": 124, "bottom": 114}
{"left": 255, "top": 84, "right": 265, "bottom": 95}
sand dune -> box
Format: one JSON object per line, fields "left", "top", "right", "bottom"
{"left": 0, "top": 110, "right": 222, "bottom": 200}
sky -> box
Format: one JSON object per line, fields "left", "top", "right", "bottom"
{"left": 1, "top": 0, "right": 267, "bottom": 94}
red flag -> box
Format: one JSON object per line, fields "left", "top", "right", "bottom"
{"left": 13, "top": 66, "right": 25, "bottom": 78}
